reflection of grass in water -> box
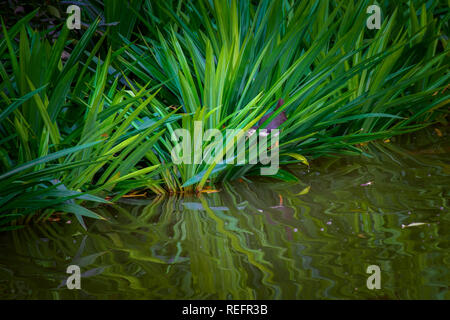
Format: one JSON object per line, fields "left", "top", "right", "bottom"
{"left": 103, "top": 195, "right": 278, "bottom": 299}
{"left": 0, "top": 138, "right": 448, "bottom": 299}
{"left": 197, "top": 195, "right": 278, "bottom": 299}
{"left": 179, "top": 198, "right": 252, "bottom": 299}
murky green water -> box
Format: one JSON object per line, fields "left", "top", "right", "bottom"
{"left": 0, "top": 129, "right": 448, "bottom": 299}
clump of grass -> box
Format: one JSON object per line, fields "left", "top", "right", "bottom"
{"left": 120, "top": 0, "right": 449, "bottom": 191}
{"left": 0, "top": 16, "right": 173, "bottom": 228}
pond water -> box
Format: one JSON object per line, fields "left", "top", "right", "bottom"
{"left": 0, "top": 128, "right": 448, "bottom": 299}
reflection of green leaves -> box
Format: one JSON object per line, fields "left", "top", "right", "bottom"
{"left": 182, "top": 202, "right": 204, "bottom": 211}
{"left": 81, "top": 267, "right": 107, "bottom": 278}
{"left": 74, "top": 252, "right": 106, "bottom": 268}
{"left": 3, "top": 134, "right": 448, "bottom": 298}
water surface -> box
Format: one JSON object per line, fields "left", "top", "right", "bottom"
{"left": 0, "top": 129, "right": 448, "bottom": 299}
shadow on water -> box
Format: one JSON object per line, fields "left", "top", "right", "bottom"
{"left": 0, "top": 128, "right": 449, "bottom": 299}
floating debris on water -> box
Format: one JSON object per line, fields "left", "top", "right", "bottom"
{"left": 401, "top": 222, "right": 426, "bottom": 229}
